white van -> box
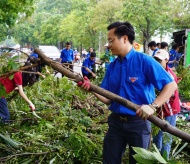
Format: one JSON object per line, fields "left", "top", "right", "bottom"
{"left": 38, "top": 45, "right": 60, "bottom": 61}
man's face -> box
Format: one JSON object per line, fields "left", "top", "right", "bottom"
{"left": 107, "top": 28, "right": 124, "bottom": 55}
{"left": 90, "top": 56, "right": 95, "bottom": 61}
{"left": 150, "top": 46, "right": 156, "bottom": 51}
{"left": 66, "top": 44, "right": 71, "bottom": 50}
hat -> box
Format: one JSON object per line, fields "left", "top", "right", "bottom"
{"left": 154, "top": 49, "right": 169, "bottom": 60}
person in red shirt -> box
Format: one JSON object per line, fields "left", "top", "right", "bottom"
{"left": 153, "top": 49, "right": 181, "bottom": 159}
{"left": 0, "top": 72, "right": 35, "bottom": 122}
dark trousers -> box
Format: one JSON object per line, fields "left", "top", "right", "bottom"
{"left": 82, "top": 72, "right": 93, "bottom": 79}
{"left": 62, "top": 61, "right": 73, "bottom": 77}
{"left": 0, "top": 98, "right": 10, "bottom": 122}
{"left": 103, "top": 113, "right": 151, "bottom": 164}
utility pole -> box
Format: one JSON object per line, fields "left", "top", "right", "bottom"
{"left": 98, "top": 31, "right": 102, "bottom": 58}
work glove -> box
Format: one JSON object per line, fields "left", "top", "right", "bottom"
{"left": 136, "top": 104, "right": 156, "bottom": 120}
{"left": 28, "top": 101, "right": 35, "bottom": 111}
{"left": 77, "top": 76, "right": 91, "bottom": 91}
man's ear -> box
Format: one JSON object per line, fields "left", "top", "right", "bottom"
{"left": 123, "top": 35, "right": 128, "bottom": 44}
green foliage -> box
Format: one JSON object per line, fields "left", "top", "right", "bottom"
{"left": 0, "top": 55, "right": 20, "bottom": 73}
{"left": 133, "top": 144, "right": 167, "bottom": 164}
{"left": 176, "top": 65, "right": 190, "bottom": 99}
{"left": 0, "top": 76, "right": 105, "bottom": 163}
{"left": 123, "top": 0, "right": 174, "bottom": 44}
{"left": 0, "top": 0, "right": 36, "bottom": 27}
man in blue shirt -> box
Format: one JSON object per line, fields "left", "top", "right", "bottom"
{"left": 78, "top": 21, "right": 177, "bottom": 164}
{"left": 168, "top": 43, "right": 180, "bottom": 69}
{"left": 148, "top": 41, "right": 159, "bottom": 56}
{"left": 81, "top": 52, "right": 97, "bottom": 79}
{"left": 59, "top": 42, "right": 74, "bottom": 71}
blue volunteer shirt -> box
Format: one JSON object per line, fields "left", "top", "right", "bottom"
{"left": 168, "top": 49, "right": 177, "bottom": 68}
{"left": 101, "top": 48, "right": 174, "bottom": 115}
{"left": 82, "top": 57, "right": 95, "bottom": 75}
{"left": 86, "top": 52, "right": 90, "bottom": 58}
{"left": 60, "top": 48, "right": 74, "bottom": 63}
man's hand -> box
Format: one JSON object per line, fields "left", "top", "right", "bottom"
{"left": 136, "top": 104, "right": 155, "bottom": 120}
{"left": 77, "top": 76, "right": 91, "bottom": 91}
{"left": 28, "top": 101, "right": 35, "bottom": 111}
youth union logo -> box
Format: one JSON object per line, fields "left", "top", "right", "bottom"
{"left": 129, "top": 77, "right": 138, "bottom": 83}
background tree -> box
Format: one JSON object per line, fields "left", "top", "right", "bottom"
{"left": 171, "top": 0, "right": 190, "bottom": 29}
{"left": 123, "top": 0, "right": 174, "bottom": 52}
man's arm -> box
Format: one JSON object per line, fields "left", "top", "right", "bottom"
{"left": 137, "top": 81, "right": 177, "bottom": 120}
{"left": 93, "top": 92, "right": 111, "bottom": 105}
{"left": 85, "top": 67, "right": 96, "bottom": 77}
{"left": 152, "top": 81, "right": 177, "bottom": 107}
{"left": 17, "top": 85, "right": 35, "bottom": 110}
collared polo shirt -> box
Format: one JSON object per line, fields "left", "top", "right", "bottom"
{"left": 82, "top": 57, "right": 95, "bottom": 75}
{"left": 60, "top": 48, "right": 74, "bottom": 63}
{"left": 101, "top": 48, "right": 174, "bottom": 115}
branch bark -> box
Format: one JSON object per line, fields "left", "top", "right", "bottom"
{"left": 35, "top": 48, "right": 190, "bottom": 143}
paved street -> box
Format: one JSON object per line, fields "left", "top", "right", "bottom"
{"left": 54, "top": 61, "right": 82, "bottom": 78}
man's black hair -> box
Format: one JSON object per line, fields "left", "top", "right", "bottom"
{"left": 156, "top": 43, "right": 160, "bottom": 47}
{"left": 154, "top": 56, "right": 162, "bottom": 63}
{"left": 172, "top": 43, "right": 179, "bottom": 50}
{"left": 107, "top": 21, "right": 135, "bottom": 44}
{"left": 148, "top": 41, "right": 157, "bottom": 47}
{"left": 66, "top": 42, "right": 71, "bottom": 45}
{"left": 90, "top": 52, "right": 96, "bottom": 57}
{"left": 161, "top": 42, "right": 168, "bottom": 49}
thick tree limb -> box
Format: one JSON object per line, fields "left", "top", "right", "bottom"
{"left": 35, "top": 48, "right": 190, "bottom": 143}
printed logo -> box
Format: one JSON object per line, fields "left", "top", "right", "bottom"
{"left": 129, "top": 77, "right": 138, "bottom": 83}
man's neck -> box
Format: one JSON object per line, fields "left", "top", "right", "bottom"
{"left": 118, "top": 45, "right": 133, "bottom": 59}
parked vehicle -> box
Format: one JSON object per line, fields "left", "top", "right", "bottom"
{"left": 38, "top": 45, "right": 60, "bottom": 61}
{"left": 0, "top": 47, "right": 21, "bottom": 62}
{"left": 172, "top": 29, "right": 190, "bottom": 67}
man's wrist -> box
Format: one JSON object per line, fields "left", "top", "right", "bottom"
{"left": 150, "top": 102, "right": 159, "bottom": 112}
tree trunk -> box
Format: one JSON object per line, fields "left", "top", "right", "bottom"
{"left": 35, "top": 48, "right": 190, "bottom": 143}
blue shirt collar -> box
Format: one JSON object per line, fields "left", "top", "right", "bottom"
{"left": 117, "top": 48, "right": 135, "bottom": 62}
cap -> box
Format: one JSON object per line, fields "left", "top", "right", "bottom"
{"left": 154, "top": 49, "right": 169, "bottom": 60}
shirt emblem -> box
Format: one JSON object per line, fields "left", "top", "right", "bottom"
{"left": 129, "top": 77, "right": 138, "bottom": 83}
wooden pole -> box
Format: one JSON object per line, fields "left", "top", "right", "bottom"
{"left": 35, "top": 48, "right": 190, "bottom": 143}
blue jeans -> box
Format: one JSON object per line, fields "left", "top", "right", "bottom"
{"left": 0, "top": 98, "right": 10, "bottom": 122}
{"left": 103, "top": 113, "right": 151, "bottom": 164}
{"left": 153, "top": 114, "right": 177, "bottom": 159}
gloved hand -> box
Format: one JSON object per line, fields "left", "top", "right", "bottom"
{"left": 136, "top": 104, "right": 156, "bottom": 120}
{"left": 77, "top": 76, "right": 91, "bottom": 91}
{"left": 28, "top": 101, "right": 35, "bottom": 111}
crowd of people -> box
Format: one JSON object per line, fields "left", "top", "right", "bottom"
{"left": 148, "top": 40, "right": 183, "bottom": 70}
{"left": 0, "top": 20, "right": 184, "bottom": 164}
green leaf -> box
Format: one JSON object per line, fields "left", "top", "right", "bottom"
{"left": 11, "top": 62, "right": 19, "bottom": 70}
{"left": 132, "top": 147, "right": 167, "bottom": 164}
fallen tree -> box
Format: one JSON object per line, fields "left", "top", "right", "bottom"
{"left": 34, "top": 48, "right": 190, "bottom": 142}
